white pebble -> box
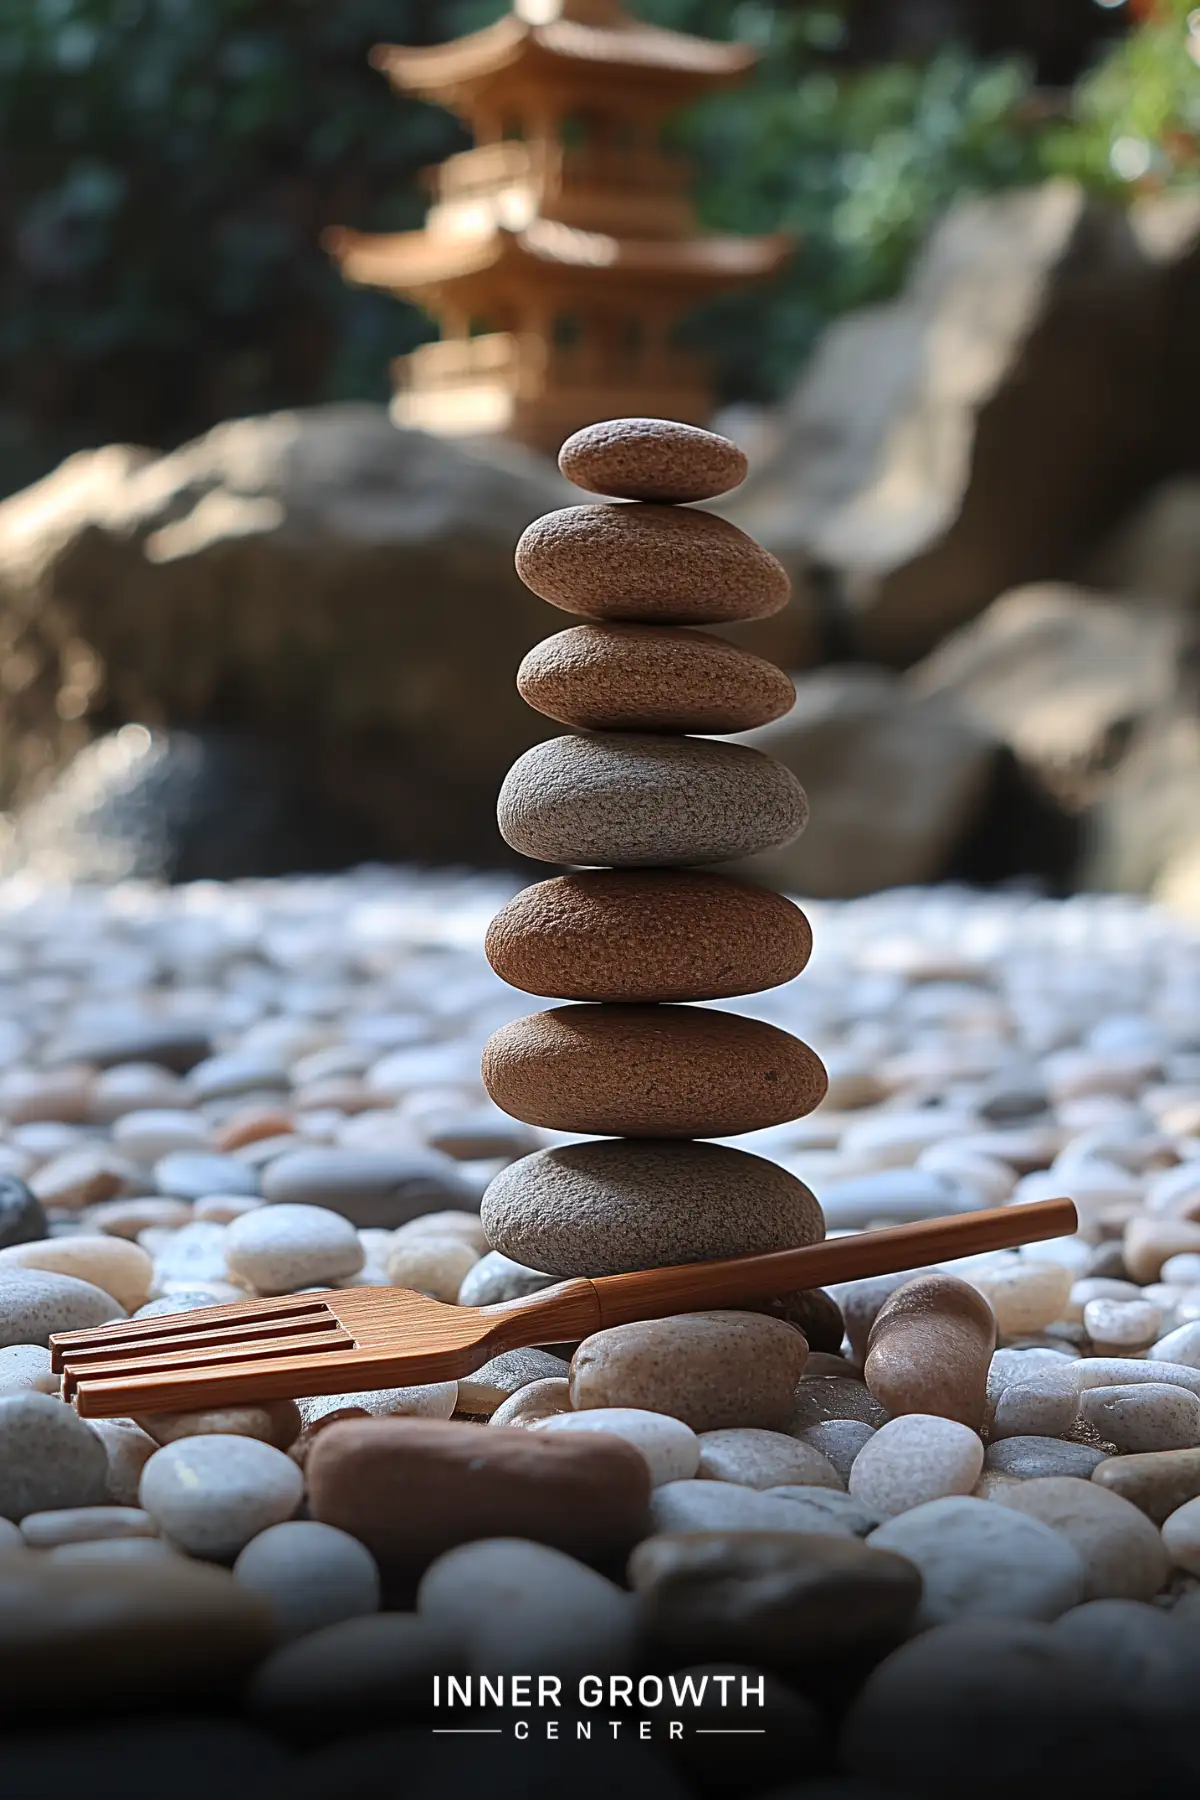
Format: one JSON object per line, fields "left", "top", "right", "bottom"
{"left": 849, "top": 1415, "right": 984, "bottom": 1519}
{"left": 233, "top": 1520, "right": 380, "bottom": 1640}
{"left": 224, "top": 1203, "right": 364, "bottom": 1294}
{"left": 1078, "top": 1382, "right": 1200, "bottom": 1453}
{"left": 139, "top": 1433, "right": 304, "bottom": 1559}
{"left": 532, "top": 1408, "right": 699, "bottom": 1486}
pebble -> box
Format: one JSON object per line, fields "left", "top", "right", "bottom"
{"left": 245, "top": 1611, "right": 462, "bottom": 1725}
{"left": 524, "top": 590, "right": 789, "bottom": 739}
{"left": 569, "top": 1312, "right": 809, "bottom": 1433}
{"left": 867, "top": 1496, "right": 1086, "bottom": 1625}
{"left": 306, "top": 1418, "right": 651, "bottom": 1580}
{"left": 514, "top": 502, "right": 790, "bottom": 624}
{"left": 818, "top": 1168, "right": 982, "bottom": 1231}
{"left": 30, "top": 1146, "right": 137, "bottom": 1209}
{"left": 111, "top": 1108, "right": 211, "bottom": 1162}
{"left": 85, "top": 1196, "right": 192, "bottom": 1237}
{"left": 0, "top": 1176, "right": 47, "bottom": 1249}
{"left": 153, "top": 1152, "right": 258, "bottom": 1201}
{"left": 290, "top": 1382, "right": 458, "bottom": 1460}
{"left": 0, "top": 1558, "right": 273, "bottom": 1706}
{"left": 532, "top": 1407, "right": 698, "bottom": 1485}
{"left": 989, "top": 1367, "right": 1081, "bottom": 1440}
{"left": 1079, "top": 1381, "right": 1200, "bottom": 1452}
{"left": 0, "top": 1391, "right": 109, "bottom": 1519}
{"left": 496, "top": 732, "right": 808, "bottom": 867}
{"left": 1082, "top": 1295, "right": 1162, "bottom": 1352}
{"left": 260, "top": 1146, "right": 474, "bottom": 1228}
{"left": 20, "top": 1505, "right": 157, "bottom": 1548}
{"left": 1125, "top": 1214, "right": 1200, "bottom": 1283}
{"left": 394, "top": 1209, "right": 489, "bottom": 1253}
{"left": 834, "top": 1268, "right": 943, "bottom": 1364}
{"left": 984, "top": 1436, "right": 1108, "bottom": 1480}
{"left": 960, "top": 1257, "right": 1073, "bottom": 1335}
{"left": 455, "top": 1348, "right": 570, "bottom": 1417}
{"left": 0, "top": 1342, "right": 57, "bottom": 1396}
{"left": 456, "top": 1250, "right": 554, "bottom": 1308}
{"left": 418, "top": 1538, "right": 637, "bottom": 1677}
{"left": 695, "top": 1427, "right": 843, "bottom": 1491}
{"left": 90, "top": 1416, "right": 159, "bottom": 1505}
{"left": 232, "top": 1519, "right": 380, "bottom": 1642}
{"left": 799, "top": 1419, "right": 877, "bottom": 1482}
{"left": 1150, "top": 1320, "right": 1200, "bottom": 1365}
{"left": 136, "top": 1399, "right": 302, "bottom": 1450}
{"left": 384, "top": 1232, "right": 478, "bottom": 1301}
{"left": 557, "top": 416, "right": 749, "bottom": 502}
{"left": 1161, "top": 1495, "right": 1200, "bottom": 1573}
{"left": 1070, "top": 1356, "right": 1200, "bottom": 1399}
{"left": 864, "top": 1274, "right": 995, "bottom": 1429}
{"left": 0, "top": 1266, "right": 124, "bottom": 1345}
{"left": 1092, "top": 1447, "right": 1200, "bottom": 1522}
{"left": 629, "top": 1530, "right": 921, "bottom": 1674}
{"left": 488, "top": 1377, "right": 572, "bottom": 1428}
{"left": 482, "top": 1004, "right": 827, "bottom": 1138}
{"left": 792, "top": 1374, "right": 890, "bottom": 1432}
{"left": 991, "top": 1475, "right": 1170, "bottom": 1600}
{"left": 849, "top": 1414, "right": 984, "bottom": 1518}
{"left": 746, "top": 1284, "right": 845, "bottom": 1353}
{"left": 0, "top": 1233, "right": 152, "bottom": 1310}
{"left": 650, "top": 1479, "right": 852, "bottom": 1537}
{"left": 223, "top": 1202, "right": 364, "bottom": 1293}
{"left": 139, "top": 1434, "right": 305, "bottom": 1559}
{"left": 481, "top": 1138, "right": 824, "bottom": 1276}
{"left": 485, "top": 868, "right": 810, "bottom": 1004}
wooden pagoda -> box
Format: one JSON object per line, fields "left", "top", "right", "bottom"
{"left": 324, "top": 0, "right": 790, "bottom": 453}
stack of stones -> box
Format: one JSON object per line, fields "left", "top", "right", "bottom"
{"left": 478, "top": 417, "right": 830, "bottom": 1285}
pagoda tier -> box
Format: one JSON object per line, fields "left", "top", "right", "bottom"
{"left": 327, "top": 0, "right": 791, "bottom": 452}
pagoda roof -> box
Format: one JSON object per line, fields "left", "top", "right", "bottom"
{"left": 326, "top": 218, "right": 790, "bottom": 296}
{"left": 371, "top": 11, "right": 755, "bottom": 108}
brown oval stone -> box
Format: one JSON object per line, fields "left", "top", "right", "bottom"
{"left": 1091, "top": 1447, "right": 1200, "bottom": 1523}
{"left": 864, "top": 1274, "right": 997, "bottom": 1431}
{"left": 516, "top": 622, "right": 795, "bottom": 734}
{"left": 497, "top": 733, "right": 808, "bottom": 867}
{"left": 570, "top": 1311, "right": 808, "bottom": 1432}
{"left": 514, "top": 504, "right": 790, "bottom": 624}
{"left": 485, "top": 871, "right": 812, "bottom": 1004}
{"left": 480, "top": 1138, "right": 824, "bottom": 1277}
{"left": 306, "top": 1417, "right": 651, "bottom": 1580}
{"left": 558, "top": 417, "right": 749, "bottom": 503}
{"left": 481, "top": 1004, "right": 828, "bottom": 1138}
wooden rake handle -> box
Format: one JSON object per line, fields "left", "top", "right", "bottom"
{"left": 568, "top": 1196, "right": 1077, "bottom": 1331}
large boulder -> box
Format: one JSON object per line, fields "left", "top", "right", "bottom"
{"left": 726, "top": 666, "right": 997, "bottom": 897}
{"left": 908, "top": 584, "right": 1191, "bottom": 809}
{"left": 0, "top": 405, "right": 573, "bottom": 864}
{"left": 727, "top": 182, "right": 1200, "bottom": 666}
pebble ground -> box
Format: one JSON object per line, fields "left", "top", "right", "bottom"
{"left": 3, "top": 868, "right": 1200, "bottom": 1797}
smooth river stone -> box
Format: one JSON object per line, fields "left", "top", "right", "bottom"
{"left": 497, "top": 733, "right": 807, "bottom": 868}
{"left": 233, "top": 1520, "right": 381, "bottom": 1643}
{"left": 557, "top": 417, "right": 749, "bottom": 503}
{"left": 532, "top": 1407, "right": 699, "bottom": 1485}
{"left": 991, "top": 1476, "right": 1170, "bottom": 1601}
{"left": 961, "top": 1256, "right": 1072, "bottom": 1336}
{"left": 485, "top": 869, "right": 811, "bottom": 1005}
{"left": 799, "top": 1420, "right": 877, "bottom": 1483}
{"left": 696, "top": 1428, "right": 843, "bottom": 1491}
{"left": 481, "top": 1138, "right": 824, "bottom": 1276}
{"left": 1161, "top": 1495, "right": 1200, "bottom": 1573}
{"left": 489, "top": 1377, "right": 572, "bottom": 1429}
{"left": 306, "top": 1418, "right": 651, "bottom": 1581}
{"left": 139, "top": 1435, "right": 305, "bottom": 1560}
{"left": 1078, "top": 1382, "right": 1200, "bottom": 1453}
{"left": 0, "top": 1392, "right": 109, "bottom": 1519}
{"left": 866, "top": 1496, "right": 1086, "bottom": 1626}
{"left": 849, "top": 1414, "right": 984, "bottom": 1519}
{"left": 834, "top": 1268, "right": 943, "bottom": 1364}
{"left": 0, "top": 1177, "right": 46, "bottom": 1250}
{"left": 385, "top": 1233, "right": 479, "bottom": 1302}
{"left": 629, "top": 1530, "right": 921, "bottom": 1675}
{"left": 569, "top": 1312, "right": 808, "bottom": 1433}
{"left": 1092, "top": 1448, "right": 1200, "bottom": 1522}
{"left": 482, "top": 1006, "right": 827, "bottom": 1139}
{"left": 984, "top": 1437, "right": 1108, "bottom": 1481}
{"left": 0, "top": 1267, "right": 124, "bottom": 1346}
{"left": 454, "top": 1348, "right": 570, "bottom": 1418}
{"left": 0, "top": 1234, "right": 151, "bottom": 1312}
{"left": 516, "top": 623, "right": 795, "bottom": 735}
{"left": 223, "top": 1202, "right": 364, "bottom": 1294}
{"left": 418, "top": 1538, "right": 637, "bottom": 1679}
{"left": 514, "top": 502, "right": 790, "bottom": 624}
{"left": 260, "top": 1147, "right": 475, "bottom": 1228}
{"left": 864, "top": 1274, "right": 996, "bottom": 1430}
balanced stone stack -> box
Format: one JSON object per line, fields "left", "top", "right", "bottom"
{"left": 478, "top": 418, "right": 830, "bottom": 1281}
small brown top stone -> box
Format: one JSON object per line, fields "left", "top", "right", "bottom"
{"left": 485, "top": 870, "right": 812, "bottom": 1003}
{"left": 864, "top": 1274, "right": 997, "bottom": 1431}
{"left": 516, "top": 623, "right": 796, "bottom": 734}
{"left": 497, "top": 732, "right": 808, "bottom": 867}
{"left": 481, "top": 1003, "right": 828, "bottom": 1138}
{"left": 557, "top": 417, "right": 749, "bottom": 503}
{"left": 514, "top": 503, "right": 790, "bottom": 624}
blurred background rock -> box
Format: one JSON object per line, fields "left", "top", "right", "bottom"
{"left": 1, "top": 0, "right": 1198, "bottom": 905}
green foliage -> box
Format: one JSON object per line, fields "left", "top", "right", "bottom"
{"left": 1044, "top": 0, "right": 1200, "bottom": 193}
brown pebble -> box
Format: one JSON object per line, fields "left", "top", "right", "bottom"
{"left": 481, "top": 1004, "right": 828, "bottom": 1138}
{"left": 558, "top": 417, "right": 749, "bottom": 503}
{"left": 215, "top": 1108, "right": 295, "bottom": 1152}
{"left": 1124, "top": 1215, "right": 1200, "bottom": 1284}
{"left": 570, "top": 1311, "right": 808, "bottom": 1433}
{"left": 864, "top": 1274, "right": 996, "bottom": 1431}
{"left": 497, "top": 732, "right": 808, "bottom": 868}
{"left": 481, "top": 1138, "right": 824, "bottom": 1277}
{"left": 1092, "top": 1447, "right": 1200, "bottom": 1523}
{"left": 516, "top": 623, "right": 795, "bottom": 734}
{"left": 306, "top": 1418, "right": 651, "bottom": 1580}
{"left": 745, "top": 1287, "right": 845, "bottom": 1355}
{"left": 485, "top": 870, "right": 811, "bottom": 1004}
{"left": 514, "top": 504, "right": 789, "bottom": 625}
